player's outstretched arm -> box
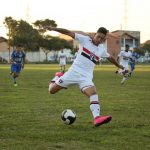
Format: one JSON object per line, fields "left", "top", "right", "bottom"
{"left": 107, "top": 55, "right": 124, "bottom": 69}
{"left": 44, "top": 27, "right": 75, "bottom": 39}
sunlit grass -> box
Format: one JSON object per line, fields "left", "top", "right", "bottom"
{"left": 0, "top": 64, "right": 150, "bottom": 150}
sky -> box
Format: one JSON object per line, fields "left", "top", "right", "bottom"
{"left": 0, "top": 0, "right": 150, "bottom": 43}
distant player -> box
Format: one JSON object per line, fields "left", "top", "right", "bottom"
{"left": 116, "top": 44, "right": 133, "bottom": 84}
{"left": 129, "top": 48, "right": 139, "bottom": 76}
{"left": 44, "top": 26, "right": 124, "bottom": 127}
{"left": 58, "top": 49, "right": 67, "bottom": 72}
{"left": 10, "top": 44, "right": 25, "bottom": 86}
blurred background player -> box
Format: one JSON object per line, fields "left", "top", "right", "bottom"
{"left": 45, "top": 26, "right": 124, "bottom": 127}
{"left": 58, "top": 49, "right": 67, "bottom": 72}
{"left": 129, "top": 47, "right": 140, "bottom": 76}
{"left": 10, "top": 44, "right": 26, "bottom": 86}
{"left": 116, "top": 44, "right": 133, "bottom": 84}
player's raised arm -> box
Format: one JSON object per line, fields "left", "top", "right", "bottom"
{"left": 44, "top": 27, "right": 75, "bottom": 39}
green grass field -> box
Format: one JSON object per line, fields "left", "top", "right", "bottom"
{"left": 0, "top": 64, "right": 150, "bottom": 150}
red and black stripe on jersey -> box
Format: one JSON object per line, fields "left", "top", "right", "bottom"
{"left": 81, "top": 47, "right": 100, "bottom": 64}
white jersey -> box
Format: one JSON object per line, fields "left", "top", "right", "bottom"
{"left": 69, "top": 33, "right": 110, "bottom": 79}
{"left": 58, "top": 52, "right": 66, "bottom": 66}
{"left": 118, "top": 50, "right": 132, "bottom": 70}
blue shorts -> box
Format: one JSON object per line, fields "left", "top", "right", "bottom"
{"left": 11, "top": 63, "right": 22, "bottom": 73}
{"left": 130, "top": 63, "right": 135, "bottom": 70}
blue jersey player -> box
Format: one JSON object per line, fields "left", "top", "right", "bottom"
{"left": 129, "top": 48, "right": 139, "bottom": 76}
{"left": 10, "top": 44, "right": 25, "bottom": 86}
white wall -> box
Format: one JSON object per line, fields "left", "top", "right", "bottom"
{"left": 0, "top": 48, "right": 74, "bottom": 63}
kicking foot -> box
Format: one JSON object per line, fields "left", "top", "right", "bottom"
{"left": 94, "top": 116, "right": 112, "bottom": 127}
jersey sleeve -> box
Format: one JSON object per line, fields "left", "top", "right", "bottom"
{"left": 101, "top": 48, "right": 110, "bottom": 58}
{"left": 75, "top": 33, "right": 89, "bottom": 45}
{"left": 23, "top": 51, "right": 26, "bottom": 58}
{"left": 11, "top": 51, "right": 15, "bottom": 59}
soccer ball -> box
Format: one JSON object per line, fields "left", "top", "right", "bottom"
{"left": 61, "top": 109, "right": 76, "bottom": 125}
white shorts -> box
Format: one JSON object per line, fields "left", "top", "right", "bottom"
{"left": 59, "top": 60, "right": 66, "bottom": 66}
{"left": 55, "top": 69, "right": 94, "bottom": 90}
{"left": 120, "top": 62, "right": 129, "bottom": 70}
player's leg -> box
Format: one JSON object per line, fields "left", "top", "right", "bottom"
{"left": 120, "top": 63, "right": 131, "bottom": 84}
{"left": 129, "top": 63, "right": 135, "bottom": 76}
{"left": 10, "top": 64, "right": 19, "bottom": 86}
{"left": 49, "top": 83, "right": 64, "bottom": 94}
{"left": 61, "top": 61, "right": 66, "bottom": 72}
{"left": 49, "top": 71, "right": 65, "bottom": 94}
{"left": 121, "top": 69, "right": 130, "bottom": 85}
{"left": 60, "top": 66, "right": 63, "bottom": 71}
{"left": 59, "top": 62, "right": 63, "bottom": 72}
{"left": 63, "top": 65, "right": 66, "bottom": 72}
{"left": 13, "top": 73, "right": 19, "bottom": 86}
{"left": 49, "top": 69, "right": 80, "bottom": 94}
{"left": 49, "top": 69, "right": 74, "bottom": 94}
{"left": 81, "top": 84, "right": 112, "bottom": 127}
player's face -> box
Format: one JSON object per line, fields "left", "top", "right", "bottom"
{"left": 125, "top": 46, "right": 129, "bottom": 51}
{"left": 93, "top": 32, "right": 106, "bottom": 46}
{"left": 16, "top": 46, "right": 22, "bottom": 51}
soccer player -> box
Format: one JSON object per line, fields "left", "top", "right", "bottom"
{"left": 116, "top": 44, "right": 133, "bottom": 84}
{"left": 58, "top": 49, "right": 67, "bottom": 72}
{"left": 129, "top": 48, "right": 139, "bottom": 76}
{"left": 10, "top": 44, "right": 25, "bottom": 86}
{"left": 45, "top": 26, "right": 124, "bottom": 127}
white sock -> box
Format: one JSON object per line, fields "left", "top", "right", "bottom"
{"left": 48, "top": 82, "right": 54, "bottom": 92}
{"left": 49, "top": 75, "right": 59, "bottom": 92}
{"left": 90, "top": 94, "right": 100, "bottom": 119}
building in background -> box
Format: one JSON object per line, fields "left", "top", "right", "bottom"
{"left": 111, "top": 30, "right": 140, "bottom": 50}
{"left": 0, "top": 30, "right": 141, "bottom": 62}
{"left": 0, "top": 37, "right": 13, "bottom": 63}
{"left": 59, "top": 30, "right": 140, "bottom": 58}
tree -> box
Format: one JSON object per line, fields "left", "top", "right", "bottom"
{"left": 4, "top": 16, "right": 18, "bottom": 53}
{"left": 134, "top": 48, "right": 145, "bottom": 56}
{"left": 4, "top": 17, "right": 41, "bottom": 51}
{"left": 33, "top": 19, "right": 73, "bottom": 62}
{"left": 33, "top": 19, "right": 57, "bottom": 35}
{"left": 142, "top": 44, "right": 150, "bottom": 53}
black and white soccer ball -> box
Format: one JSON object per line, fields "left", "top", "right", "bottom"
{"left": 61, "top": 109, "right": 76, "bottom": 125}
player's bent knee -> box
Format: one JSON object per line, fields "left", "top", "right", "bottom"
{"left": 48, "top": 83, "right": 63, "bottom": 94}
{"left": 49, "top": 83, "right": 55, "bottom": 94}
{"left": 49, "top": 86, "right": 58, "bottom": 94}
{"left": 49, "top": 89, "right": 56, "bottom": 94}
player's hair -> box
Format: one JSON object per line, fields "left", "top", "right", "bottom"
{"left": 125, "top": 44, "right": 129, "bottom": 48}
{"left": 97, "top": 27, "right": 109, "bottom": 35}
{"left": 16, "top": 44, "right": 22, "bottom": 47}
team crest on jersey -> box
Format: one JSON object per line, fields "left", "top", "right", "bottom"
{"left": 58, "top": 79, "right": 63, "bottom": 83}
{"left": 89, "top": 53, "right": 95, "bottom": 60}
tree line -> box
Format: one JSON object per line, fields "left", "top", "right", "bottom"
{"left": 4, "top": 16, "right": 73, "bottom": 61}
{"left": 3, "top": 16, "right": 150, "bottom": 58}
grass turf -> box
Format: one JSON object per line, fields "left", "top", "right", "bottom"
{"left": 0, "top": 64, "right": 150, "bottom": 150}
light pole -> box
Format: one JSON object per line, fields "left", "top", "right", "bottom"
{"left": 8, "top": 26, "right": 11, "bottom": 62}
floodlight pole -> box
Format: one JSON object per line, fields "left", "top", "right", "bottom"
{"left": 8, "top": 27, "right": 10, "bottom": 63}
